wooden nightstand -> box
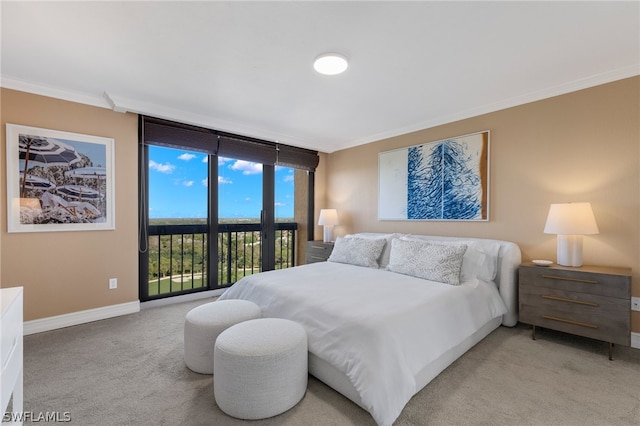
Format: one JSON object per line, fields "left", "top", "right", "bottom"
{"left": 519, "top": 263, "right": 631, "bottom": 360}
{"left": 306, "top": 241, "right": 334, "bottom": 264}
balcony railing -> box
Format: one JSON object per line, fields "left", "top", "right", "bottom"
{"left": 145, "top": 222, "right": 297, "bottom": 299}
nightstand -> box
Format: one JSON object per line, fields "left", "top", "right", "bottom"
{"left": 306, "top": 241, "right": 334, "bottom": 264}
{"left": 519, "top": 263, "right": 631, "bottom": 360}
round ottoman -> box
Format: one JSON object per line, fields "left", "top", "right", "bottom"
{"left": 184, "top": 300, "right": 261, "bottom": 374}
{"left": 214, "top": 318, "right": 308, "bottom": 420}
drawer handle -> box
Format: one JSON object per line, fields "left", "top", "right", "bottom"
{"left": 541, "top": 295, "right": 599, "bottom": 307}
{"left": 542, "top": 274, "right": 598, "bottom": 284}
{"left": 542, "top": 315, "right": 598, "bottom": 329}
{"left": 310, "top": 246, "right": 328, "bottom": 250}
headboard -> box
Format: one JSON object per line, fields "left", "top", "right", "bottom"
{"left": 345, "top": 233, "right": 522, "bottom": 326}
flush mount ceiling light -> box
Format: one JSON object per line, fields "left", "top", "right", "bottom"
{"left": 313, "top": 53, "right": 348, "bottom": 75}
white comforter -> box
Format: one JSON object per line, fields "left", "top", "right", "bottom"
{"left": 218, "top": 261, "right": 507, "bottom": 426}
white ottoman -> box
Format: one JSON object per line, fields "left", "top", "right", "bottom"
{"left": 184, "top": 300, "right": 261, "bottom": 374}
{"left": 214, "top": 318, "right": 308, "bottom": 420}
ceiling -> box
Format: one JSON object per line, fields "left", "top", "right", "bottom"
{"left": 1, "top": 1, "right": 638, "bottom": 153}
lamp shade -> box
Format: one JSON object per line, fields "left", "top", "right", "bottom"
{"left": 543, "top": 202, "right": 599, "bottom": 235}
{"left": 318, "top": 209, "right": 339, "bottom": 226}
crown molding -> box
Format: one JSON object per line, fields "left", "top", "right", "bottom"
{"left": 1, "top": 76, "right": 111, "bottom": 109}
{"left": 103, "top": 92, "right": 319, "bottom": 150}
{"left": 337, "top": 65, "right": 640, "bottom": 152}
{"left": 3, "top": 64, "right": 638, "bottom": 153}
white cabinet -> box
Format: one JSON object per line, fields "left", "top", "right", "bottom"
{"left": 1, "top": 287, "right": 23, "bottom": 425}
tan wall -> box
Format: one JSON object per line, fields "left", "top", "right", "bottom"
{"left": 1, "top": 89, "right": 138, "bottom": 321}
{"left": 324, "top": 77, "right": 640, "bottom": 333}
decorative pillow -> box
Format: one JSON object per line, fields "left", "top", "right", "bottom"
{"left": 460, "top": 240, "right": 500, "bottom": 282}
{"left": 328, "top": 236, "right": 387, "bottom": 268}
{"left": 387, "top": 239, "right": 467, "bottom": 285}
{"left": 400, "top": 236, "right": 500, "bottom": 283}
{"left": 344, "top": 233, "right": 401, "bottom": 268}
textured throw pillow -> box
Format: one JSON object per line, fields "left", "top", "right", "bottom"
{"left": 387, "top": 239, "right": 467, "bottom": 285}
{"left": 344, "top": 233, "right": 401, "bottom": 269}
{"left": 328, "top": 236, "right": 387, "bottom": 268}
{"left": 400, "top": 236, "right": 500, "bottom": 283}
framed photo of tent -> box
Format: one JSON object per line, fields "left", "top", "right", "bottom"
{"left": 6, "top": 124, "right": 115, "bottom": 232}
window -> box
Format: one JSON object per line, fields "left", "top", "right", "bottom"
{"left": 138, "top": 116, "right": 318, "bottom": 301}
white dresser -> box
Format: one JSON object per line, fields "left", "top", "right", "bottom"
{"left": 1, "top": 287, "right": 23, "bottom": 425}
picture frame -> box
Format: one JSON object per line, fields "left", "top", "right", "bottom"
{"left": 379, "top": 130, "right": 489, "bottom": 221}
{"left": 6, "top": 124, "right": 115, "bottom": 232}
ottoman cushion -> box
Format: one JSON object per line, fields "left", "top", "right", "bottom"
{"left": 214, "top": 318, "right": 308, "bottom": 420}
{"left": 184, "top": 300, "right": 261, "bottom": 374}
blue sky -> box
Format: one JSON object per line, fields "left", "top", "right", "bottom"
{"left": 148, "top": 145, "right": 295, "bottom": 219}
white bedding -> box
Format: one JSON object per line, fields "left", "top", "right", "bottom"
{"left": 218, "top": 261, "right": 508, "bottom": 426}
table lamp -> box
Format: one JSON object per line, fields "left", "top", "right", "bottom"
{"left": 318, "top": 209, "right": 339, "bottom": 243}
{"left": 543, "top": 202, "right": 599, "bottom": 267}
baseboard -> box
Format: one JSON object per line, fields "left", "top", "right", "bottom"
{"left": 632, "top": 332, "right": 640, "bottom": 349}
{"left": 24, "top": 301, "right": 140, "bottom": 335}
{"left": 140, "top": 288, "right": 224, "bottom": 310}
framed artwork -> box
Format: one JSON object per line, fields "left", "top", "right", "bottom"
{"left": 379, "top": 130, "right": 489, "bottom": 221}
{"left": 6, "top": 124, "right": 115, "bottom": 232}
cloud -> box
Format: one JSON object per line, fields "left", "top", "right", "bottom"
{"left": 275, "top": 202, "right": 286, "bottom": 207}
{"left": 219, "top": 156, "right": 232, "bottom": 165}
{"left": 230, "top": 160, "right": 262, "bottom": 175}
{"left": 183, "top": 180, "right": 194, "bottom": 187}
{"left": 218, "top": 176, "right": 232, "bottom": 184}
{"left": 149, "top": 160, "right": 175, "bottom": 173}
{"left": 283, "top": 174, "right": 294, "bottom": 182}
{"left": 178, "top": 153, "right": 196, "bottom": 161}
{"left": 202, "top": 156, "right": 208, "bottom": 163}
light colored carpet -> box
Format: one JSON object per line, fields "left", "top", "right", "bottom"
{"left": 22, "top": 298, "right": 640, "bottom": 425}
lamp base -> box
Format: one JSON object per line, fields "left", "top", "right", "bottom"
{"left": 557, "top": 234, "right": 583, "bottom": 267}
{"left": 323, "top": 225, "right": 334, "bottom": 243}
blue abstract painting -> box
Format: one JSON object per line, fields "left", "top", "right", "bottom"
{"left": 379, "top": 131, "right": 489, "bottom": 221}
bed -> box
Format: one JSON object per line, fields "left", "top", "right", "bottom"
{"left": 218, "top": 233, "right": 521, "bottom": 425}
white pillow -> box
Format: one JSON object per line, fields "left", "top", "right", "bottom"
{"left": 401, "top": 236, "right": 500, "bottom": 282}
{"left": 461, "top": 240, "right": 500, "bottom": 281}
{"left": 328, "top": 236, "right": 387, "bottom": 268}
{"left": 344, "top": 233, "right": 401, "bottom": 268}
{"left": 387, "top": 239, "right": 467, "bottom": 285}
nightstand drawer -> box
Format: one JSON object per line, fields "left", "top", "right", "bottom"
{"left": 306, "top": 241, "right": 334, "bottom": 263}
{"left": 521, "top": 310, "right": 629, "bottom": 345}
{"left": 519, "top": 265, "right": 630, "bottom": 299}
{"left": 519, "top": 287, "right": 630, "bottom": 345}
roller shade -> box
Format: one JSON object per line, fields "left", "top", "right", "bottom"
{"left": 142, "top": 116, "right": 318, "bottom": 171}
{"left": 217, "top": 135, "right": 277, "bottom": 165}
{"left": 143, "top": 117, "right": 216, "bottom": 153}
{"left": 277, "top": 144, "right": 320, "bottom": 172}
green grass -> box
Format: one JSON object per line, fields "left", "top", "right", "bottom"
{"left": 147, "top": 267, "right": 261, "bottom": 296}
{"left": 147, "top": 276, "right": 206, "bottom": 296}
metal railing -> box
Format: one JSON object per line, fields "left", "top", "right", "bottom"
{"left": 146, "top": 222, "right": 297, "bottom": 299}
